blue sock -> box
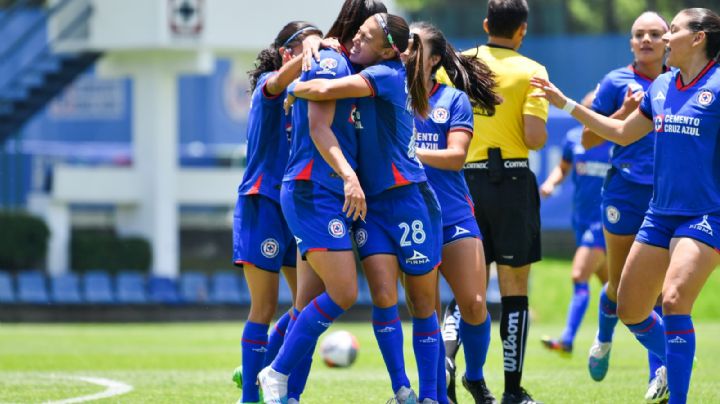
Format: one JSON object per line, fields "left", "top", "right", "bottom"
{"left": 272, "top": 293, "right": 344, "bottom": 375}
{"left": 281, "top": 307, "right": 314, "bottom": 401}
{"left": 561, "top": 282, "right": 589, "bottom": 346}
{"left": 413, "top": 314, "right": 440, "bottom": 402}
{"left": 665, "top": 315, "right": 695, "bottom": 404}
{"left": 241, "top": 321, "right": 269, "bottom": 403}
{"left": 648, "top": 305, "right": 664, "bottom": 382}
{"left": 265, "top": 310, "right": 292, "bottom": 367}
{"left": 437, "top": 335, "right": 449, "bottom": 404}
{"left": 626, "top": 311, "right": 666, "bottom": 364}
{"left": 597, "top": 285, "right": 618, "bottom": 343}
{"left": 372, "top": 305, "right": 409, "bottom": 393}
{"left": 460, "top": 313, "right": 491, "bottom": 381}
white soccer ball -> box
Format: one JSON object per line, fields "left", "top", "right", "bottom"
{"left": 319, "top": 330, "right": 359, "bottom": 368}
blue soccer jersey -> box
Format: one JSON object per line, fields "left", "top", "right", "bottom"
{"left": 237, "top": 72, "right": 290, "bottom": 203}
{"left": 639, "top": 61, "right": 720, "bottom": 215}
{"left": 356, "top": 61, "right": 427, "bottom": 196}
{"left": 414, "top": 83, "right": 475, "bottom": 226}
{"left": 592, "top": 65, "right": 658, "bottom": 185}
{"left": 283, "top": 49, "right": 359, "bottom": 195}
{"left": 562, "top": 127, "right": 613, "bottom": 227}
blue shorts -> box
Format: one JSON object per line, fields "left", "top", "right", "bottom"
{"left": 636, "top": 208, "right": 720, "bottom": 251}
{"left": 354, "top": 182, "right": 442, "bottom": 276}
{"left": 233, "top": 194, "right": 297, "bottom": 272}
{"left": 601, "top": 168, "right": 653, "bottom": 235}
{"left": 574, "top": 221, "right": 605, "bottom": 249}
{"left": 442, "top": 216, "right": 482, "bottom": 246}
{"left": 280, "top": 180, "right": 353, "bottom": 257}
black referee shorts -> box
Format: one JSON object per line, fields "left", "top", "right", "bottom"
{"left": 464, "top": 162, "right": 541, "bottom": 267}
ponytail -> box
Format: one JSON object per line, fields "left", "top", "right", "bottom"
{"left": 406, "top": 32, "right": 429, "bottom": 117}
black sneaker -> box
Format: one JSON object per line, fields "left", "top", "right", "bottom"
{"left": 462, "top": 376, "right": 498, "bottom": 404}
{"left": 500, "top": 387, "right": 542, "bottom": 404}
{"left": 446, "top": 357, "right": 457, "bottom": 403}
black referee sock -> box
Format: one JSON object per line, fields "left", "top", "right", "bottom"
{"left": 500, "top": 295, "right": 529, "bottom": 394}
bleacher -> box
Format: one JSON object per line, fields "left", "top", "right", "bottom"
{"left": 0, "top": 269, "right": 495, "bottom": 322}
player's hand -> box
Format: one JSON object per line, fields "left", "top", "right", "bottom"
{"left": 342, "top": 174, "right": 366, "bottom": 221}
{"left": 539, "top": 181, "right": 555, "bottom": 198}
{"left": 619, "top": 87, "right": 644, "bottom": 115}
{"left": 284, "top": 94, "right": 296, "bottom": 115}
{"left": 302, "top": 36, "right": 322, "bottom": 71}
{"left": 529, "top": 77, "right": 568, "bottom": 108}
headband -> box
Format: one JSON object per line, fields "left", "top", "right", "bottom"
{"left": 281, "top": 26, "right": 320, "bottom": 48}
{"left": 374, "top": 14, "right": 400, "bottom": 56}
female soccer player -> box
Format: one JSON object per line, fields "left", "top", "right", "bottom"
{"left": 256, "top": 2, "right": 386, "bottom": 403}
{"left": 286, "top": 13, "right": 443, "bottom": 404}
{"left": 579, "top": 11, "right": 669, "bottom": 393}
{"left": 531, "top": 8, "right": 720, "bottom": 404}
{"left": 407, "top": 21, "right": 502, "bottom": 404}
{"left": 538, "top": 93, "right": 611, "bottom": 356}
{"left": 232, "top": 21, "right": 322, "bottom": 404}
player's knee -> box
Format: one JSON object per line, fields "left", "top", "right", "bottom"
{"left": 369, "top": 284, "right": 398, "bottom": 307}
{"left": 616, "top": 300, "right": 643, "bottom": 325}
{"left": 459, "top": 297, "right": 487, "bottom": 325}
{"left": 328, "top": 287, "right": 357, "bottom": 310}
{"left": 661, "top": 286, "right": 688, "bottom": 315}
{"left": 406, "top": 292, "right": 435, "bottom": 317}
{"left": 248, "top": 301, "right": 277, "bottom": 323}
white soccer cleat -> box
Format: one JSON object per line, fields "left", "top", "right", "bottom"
{"left": 588, "top": 339, "right": 612, "bottom": 381}
{"left": 386, "top": 386, "right": 419, "bottom": 404}
{"left": 287, "top": 399, "right": 299, "bottom": 404}
{"left": 257, "top": 366, "right": 289, "bottom": 404}
{"left": 644, "top": 365, "right": 669, "bottom": 403}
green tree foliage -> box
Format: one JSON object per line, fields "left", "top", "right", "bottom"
{"left": 0, "top": 211, "right": 49, "bottom": 270}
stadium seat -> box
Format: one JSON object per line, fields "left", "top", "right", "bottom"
{"left": 210, "top": 271, "right": 248, "bottom": 304}
{"left": 278, "top": 275, "right": 293, "bottom": 306}
{"left": 50, "top": 273, "right": 83, "bottom": 303}
{"left": 17, "top": 270, "right": 49, "bottom": 304}
{"left": 116, "top": 271, "right": 148, "bottom": 303}
{"left": 148, "top": 276, "right": 181, "bottom": 304}
{"left": 0, "top": 270, "right": 15, "bottom": 303}
{"left": 179, "top": 271, "right": 209, "bottom": 303}
{"left": 83, "top": 270, "right": 115, "bottom": 303}
{"left": 355, "top": 275, "right": 372, "bottom": 306}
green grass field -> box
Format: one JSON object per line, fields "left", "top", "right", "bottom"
{"left": 1, "top": 258, "right": 719, "bottom": 403}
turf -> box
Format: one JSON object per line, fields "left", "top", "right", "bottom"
{"left": 1, "top": 258, "right": 718, "bottom": 403}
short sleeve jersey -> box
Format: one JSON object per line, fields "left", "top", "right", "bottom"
{"left": 237, "top": 72, "right": 290, "bottom": 203}
{"left": 592, "top": 65, "right": 658, "bottom": 185}
{"left": 562, "top": 127, "right": 612, "bottom": 226}
{"left": 639, "top": 61, "right": 720, "bottom": 215}
{"left": 437, "top": 44, "right": 549, "bottom": 161}
{"left": 283, "top": 49, "right": 358, "bottom": 195}
{"left": 414, "top": 84, "right": 475, "bottom": 226}
{"left": 356, "top": 60, "right": 427, "bottom": 196}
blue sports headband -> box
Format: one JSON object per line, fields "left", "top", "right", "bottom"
{"left": 281, "top": 26, "right": 320, "bottom": 48}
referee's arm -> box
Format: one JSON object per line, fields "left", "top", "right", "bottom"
{"left": 523, "top": 114, "right": 547, "bottom": 150}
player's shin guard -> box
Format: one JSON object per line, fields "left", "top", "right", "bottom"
{"left": 648, "top": 305, "right": 664, "bottom": 381}
{"left": 373, "top": 305, "right": 410, "bottom": 393}
{"left": 598, "top": 285, "right": 618, "bottom": 343}
{"left": 626, "top": 310, "right": 667, "bottom": 365}
{"left": 413, "top": 313, "right": 440, "bottom": 402}
{"left": 271, "top": 293, "right": 345, "bottom": 375}
{"left": 501, "top": 296, "right": 529, "bottom": 394}
{"left": 265, "top": 310, "right": 292, "bottom": 367}
{"left": 442, "top": 299, "right": 462, "bottom": 362}
{"left": 460, "top": 313, "right": 491, "bottom": 381}
{"left": 241, "top": 321, "right": 269, "bottom": 403}
{"left": 560, "top": 282, "right": 589, "bottom": 346}
{"left": 664, "top": 315, "right": 694, "bottom": 404}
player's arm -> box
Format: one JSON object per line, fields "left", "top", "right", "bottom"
{"left": 307, "top": 100, "right": 366, "bottom": 220}
{"left": 416, "top": 129, "right": 472, "bottom": 171}
{"left": 523, "top": 115, "right": 548, "bottom": 150}
{"left": 264, "top": 55, "right": 304, "bottom": 96}
{"left": 292, "top": 75, "right": 373, "bottom": 101}
{"left": 539, "top": 159, "right": 571, "bottom": 198}
{"left": 531, "top": 77, "right": 653, "bottom": 146}
{"left": 582, "top": 88, "right": 643, "bottom": 149}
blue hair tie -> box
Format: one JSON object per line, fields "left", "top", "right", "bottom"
{"left": 282, "top": 26, "right": 319, "bottom": 48}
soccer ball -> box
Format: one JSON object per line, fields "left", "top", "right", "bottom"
{"left": 319, "top": 330, "right": 359, "bottom": 368}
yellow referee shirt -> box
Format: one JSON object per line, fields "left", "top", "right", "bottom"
{"left": 437, "top": 44, "right": 549, "bottom": 161}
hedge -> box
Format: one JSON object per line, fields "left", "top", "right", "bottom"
{"left": 71, "top": 230, "right": 151, "bottom": 272}
{"left": 0, "top": 211, "right": 49, "bottom": 270}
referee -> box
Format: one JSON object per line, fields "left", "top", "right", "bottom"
{"left": 438, "top": 1, "right": 548, "bottom": 403}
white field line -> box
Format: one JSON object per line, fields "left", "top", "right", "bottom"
{"left": 44, "top": 376, "right": 133, "bottom": 404}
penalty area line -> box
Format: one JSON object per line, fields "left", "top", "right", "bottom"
{"left": 44, "top": 376, "right": 133, "bottom": 404}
